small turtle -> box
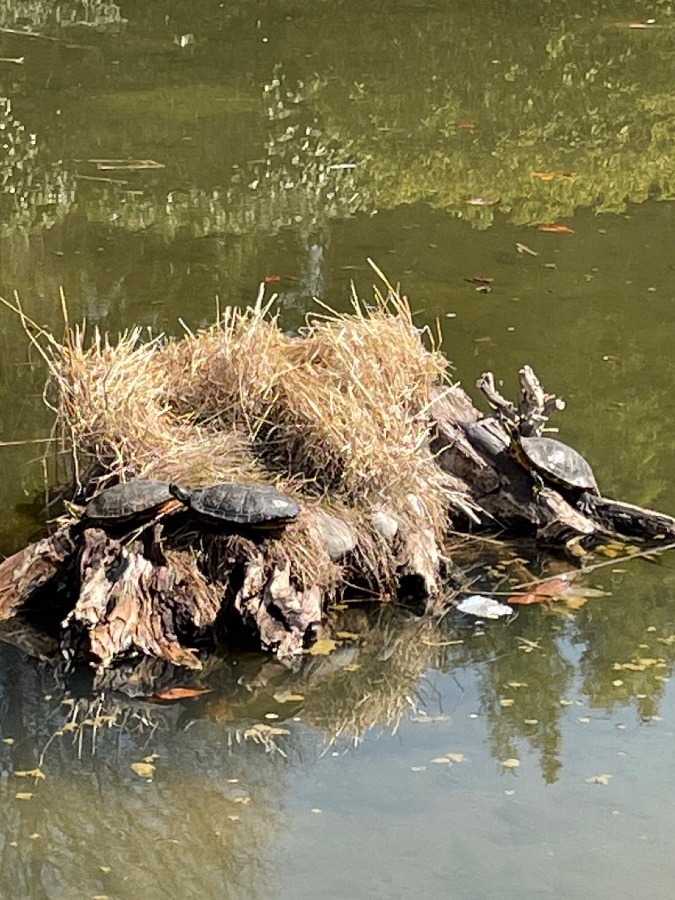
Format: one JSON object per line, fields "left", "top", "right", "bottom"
{"left": 83, "top": 480, "right": 182, "bottom": 526}
{"left": 169, "top": 482, "right": 300, "bottom": 529}
{"left": 510, "top": 432, "right": 599, "bottom": 495}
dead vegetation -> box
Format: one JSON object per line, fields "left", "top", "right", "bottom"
{"left": 0, "top": 272, "right": 467, "bottom": 668}
{"left": 2, "top": 268, "right": 673, "bottom": 677}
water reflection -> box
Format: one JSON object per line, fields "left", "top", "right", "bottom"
{"left": 0, "top": 0, "right": 674, "bottom": 894}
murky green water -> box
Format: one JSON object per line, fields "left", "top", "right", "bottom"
{"left": 0, "top": 1, "right": 674, "bottom": 897}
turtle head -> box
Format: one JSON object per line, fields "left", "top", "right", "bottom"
{"left": 169, "top": 484, "right": 192, "bottom": 506}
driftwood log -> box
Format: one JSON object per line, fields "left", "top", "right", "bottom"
{"left": 0, "top": 367, "right": 673, "bottom": 675}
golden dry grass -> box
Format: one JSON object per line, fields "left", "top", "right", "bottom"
{"left": 10, "top": 276, "right": 458, "bottom": 595}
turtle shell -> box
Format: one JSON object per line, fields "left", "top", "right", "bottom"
{"left": 518, "top": 436, "right": 598, "bottom": 492}
{"left": 84, "top": 480, "right": 175, "bottom": 523}
{"left": 185, "top": 483, "right": 300, "bottom": 526}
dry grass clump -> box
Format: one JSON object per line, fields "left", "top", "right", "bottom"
{"left": 13, "top": 276, "right": 458, "bottom": 604}
{"left": 160, "top": 286, "right": 456, "bottom": 542}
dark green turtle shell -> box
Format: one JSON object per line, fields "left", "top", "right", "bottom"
{"left": 171, "top": 482, "right": 300, "bottom": 526}
{"left": 517, "top": 436, "right": 598, "bottom": 492}
{"left": 84, "top": 480, "right": 175, "bottom": 523}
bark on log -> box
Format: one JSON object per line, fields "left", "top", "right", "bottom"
{"left": 0, "top": 526, "right": 76, "bottom": 620}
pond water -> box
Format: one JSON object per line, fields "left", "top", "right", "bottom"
{"left": 0, "top": 1, "right": 674, "bottom": 897}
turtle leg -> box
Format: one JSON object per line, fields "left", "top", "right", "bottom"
{"left": 531, "top": 471, "right": 546, "bottom": 498}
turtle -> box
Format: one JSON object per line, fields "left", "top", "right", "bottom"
{"left": 509, "top": 432, "right": 599, "bottom": 496}
{"left": 169, "top": 482, "right": 301, "bottom": 529}
{"left": 83, "top": 480, "right": 183, "bottom": 526}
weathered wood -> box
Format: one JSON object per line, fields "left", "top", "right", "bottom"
{"left": 0, "top": 526, "right": 76, "bottom": 620}
{"left": 61, "top": 528, "right": 219, "bottom": 669}
{"left": 477, "top": 367, "right": 565, "bottom": 437}
{"left": 578, "top": 494, "right": 675, "bottom": 542}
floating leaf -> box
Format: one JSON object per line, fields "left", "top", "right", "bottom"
{"left": 499, "top": 698, "right": 515, "bottom": 708}
{"left": 15, "top": 793, "right": 34, "bottom": 800}
{"left": 149, "top": 686, "right": 211, "bottom": 702}
{"left": 466, "top": 197, "right": 500, "bottom": 206}
{"left": 446, "top": 753, "right": 467, "bottom": 764}
{"left": 273, "top": 692, "right": 305, "bottom": 703}
{"left": 130, "top": 761, "right": 155, "bottom": 779}
{"left": 336, "top": 631, "right": 360, "bottom": 641}
{"left": 410, "top": 766, "right": 426, "bottom": 772}
{"left": 531, "top": 171, "right": 578, "bottom": 182}
{"left": 306, "top": 639, "right": 338, "bottom": 656}
{"left": 3, "top": 738, "right": 14, "bottom": 745}
{"left": 502, "top": 758, "right": 520, "bottom": 769}
{"left": 586, "top": 774, "right": 612, "bottom": 785}
{"left": 516, "top": 242, "right": 538, "bottom": 256}
{"left": 537, "top": 224, "right": 575, "bottom": 234}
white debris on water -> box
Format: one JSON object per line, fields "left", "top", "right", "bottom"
{"left": 456, "top": 595, "right": 513, "bottom": 619}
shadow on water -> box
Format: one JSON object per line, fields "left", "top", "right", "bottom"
{"left": 0, "top": 0, "right": 674, "bottom": 896}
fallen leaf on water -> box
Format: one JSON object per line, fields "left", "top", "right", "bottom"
{"left": 446, "top": 753, "right": 467, "bottom": 764}
{"left": 273, "top": 692, "right": 305, "bottom": 703}
{"left": 524, "top": 718, "right": 539, "bottom": 725}
{"left": 506, "top": 682, "right": 528, "bottom": 689}
{"left": 336, "top": 631, "right": 360, "bottom": 641}
{"left": 586, "top": 774, "right": 612, "bottom": 785}
{"left": 410, "top": 766, "right": 426, "bottom": 772}
{"left": 306, "top": 638, "right": 338, "bottom": 656}
{"left": 14, "top": 768, "right": 45, "bottom": 780}
{"left": 264, "top": 274, "right": 299, "bottom": 284}
{"left": 456, "top": 122, "right": 476, "bottom": 130}
{"left": 15, "top": 793, "right": 34, "bottom": 800}
{"left": 130, "top": 761, "right": 155, "bottom": 779}
{"left": 466, "top": 197, "right": 500, "bottom": 206}
{"left": 537, "top": 224, "right": 575, "bottom": 234}
{"left": 502, "top": 758, "right": 520, "bottom": 769}
{"left": 578, "top": 717, "right": 591, "bottom": 724}
{"left": 531, "top": 171, "right": 578, "bottom": 182}
{"left": 3, "top": 738, "right": 14, "bottom": 745}
{"left": 563, "top": 595, "right": 588, "bottom": 610}
{"left": 499, "top": 698, "right": 515, "bottom": 708}
{"left": 628, "top": 21, "right": 656, "bottom": 28}
{"left": 464, "top": 276, "right": 494, "bottom": 286}
{"left": 432, "top": 752, "right": 467, "bottom": 765}
{"left": 516, "top": 242, "right": 538, "bottom": 256}
{"left": 149, "top": 686, "right": 212, "bottom": 702}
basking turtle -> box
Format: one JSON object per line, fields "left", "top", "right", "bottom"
{"left": 83, "top": 480, "right": 183, "bottom": 526}
{"left": 509, "top": 432, "right": 598, "bottom": 495}
{"left": 169, "top": 482, "right": 300, "bottom": 529}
